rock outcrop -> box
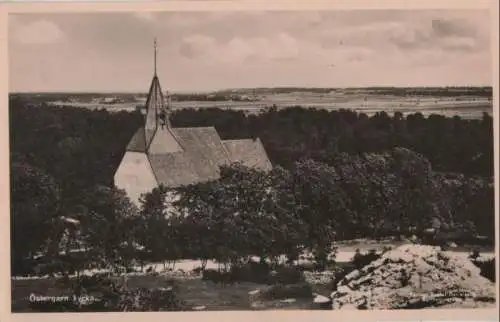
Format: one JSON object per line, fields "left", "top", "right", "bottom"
{"left": 330, "top": 244, "right": 496, "bottom": 309}
{"left": 304, "top": 271, "right": 335, "bottom": 285}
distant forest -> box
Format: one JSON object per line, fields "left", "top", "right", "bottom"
{"left": 9, "top": 86, "right": 493, "bottom": 103}
{"left": 218, "top": 86, "right": 493, "bottom": 97}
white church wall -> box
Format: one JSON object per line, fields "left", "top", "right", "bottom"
{"left": 114, "top": 151, "right": 158, "bottom": 206}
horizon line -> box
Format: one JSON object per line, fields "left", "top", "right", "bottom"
{"left": 9, "top": 85, "right": 494, "bottom": 95}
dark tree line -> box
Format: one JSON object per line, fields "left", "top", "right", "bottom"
{"left": 214, "top": 86, "right": 493, "bottom": 97}
{"left": 171, "top": 106, "right": 493, "bottom": 178}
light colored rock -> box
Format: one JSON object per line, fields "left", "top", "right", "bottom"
{"left": 330, "top": 244, "right": 496, "bottom": 310}
{"left": 280, "top": 298, "right": 296, "bottom": 303}
{"left": 447, "top": 242, "right": 458, "bottom": 248}
{"left": 157, "top": 286, "right": 173, "bottom": 292}
{"left": 304, "top": 271, "right": 335, "bottom": 285}
{"left": 313, "top": 294, "right": 331, "bottom": 304}
{"left": 248, "top": 289, "right": 260, "bottom": 295}
{"left": 192, "top": 305, "right": 206, "bottom": 311}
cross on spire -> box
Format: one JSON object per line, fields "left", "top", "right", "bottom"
{"left": 154, "top": 37, "right": 157, "bottom": 76}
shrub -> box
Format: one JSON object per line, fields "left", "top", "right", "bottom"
{"left": 260, "top": 283, "right": 313, "bottom": 300}
{"left": 75, "top": 273, "right": 115, "bottom": 293}
{"left": 201, "top": 269, "right": 235, "bottom": 285}
{"left": 117, "top": 287, "right": 188, "bottom": 311}
{"left": 472, "top": 258, "right": 495, "bottom": 282}
{"left": 296, "top": 262, "right": 319, "bottom": 272}
{"left": 351, "top": 249, "right": 381, "bottom": 270}
{"left": 270, "top": 266, "right": 305, "bottom": 285}
{"left": 331, "top": 263, "right": 357, "bottom": 291}
{"left": 201, "top": 269, "right": 220, "bottom": 281}
{"left": 29, "top": 274, "right": 189, "bottom": 312}
{"left": 468, "top": 249, "right": 481, "bottom": 260}
{"left": 230, "top": 260, "right": 271, "bottom": 284}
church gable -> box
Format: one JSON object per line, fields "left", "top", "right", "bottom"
{"left": 114, "top": 151, "right": 158, "bottom": 205}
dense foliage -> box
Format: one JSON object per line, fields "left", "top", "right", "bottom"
{"left": 171, "top": 107, "right": 493, "bottom": 177}
{"left": 132, "top": 154, "right": 492, "bottom": 271}
{"left": 9, "top": 96, "right": 494, "bottom": 277}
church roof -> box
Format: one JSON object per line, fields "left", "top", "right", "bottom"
{"left": 124, "top": 125, "right": 273, "bottom": 188}
{"left": 149, "top": 126, "right": 230, "bottom": 187}
{"left": 222, "top": 138, "right": 273, "bottom": 171}
{"left": 126, "top": 127, "right": 147, "bottom": 152}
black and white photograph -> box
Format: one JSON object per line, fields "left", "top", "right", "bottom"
{"left": 5, "top": 1, "right": 498, "bottom": 315}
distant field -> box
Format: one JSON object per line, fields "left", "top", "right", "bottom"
{"left": 46, "top": 92, "right": 493, "bottom": 120}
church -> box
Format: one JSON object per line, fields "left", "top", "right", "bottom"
{"left": 114, "top": 41, "right": 273, "bottom": 205}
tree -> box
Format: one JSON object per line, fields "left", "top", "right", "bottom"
{"left": 10, "top": 162, "right": 62, "bottom": 273}
{"left": 138, "top": 185, "right": 184, "bottom": 270}
{"left": 287, "top": 159, "right": 348, "bottom": 268}
{"left": 77, "top": 186, "right": 138, "bottom": 272}
{"left": 171, "top": 164, "right": 310, "bottom": 269}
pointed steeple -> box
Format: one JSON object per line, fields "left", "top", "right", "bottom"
{"left": 144, "top": 38, "right": 165, "bottom": 147}
{"left": 143, "top": 38, "right": 180, "bottom": 153}
{"left": 154, "top": 37, "right": 157, "bottom": 76}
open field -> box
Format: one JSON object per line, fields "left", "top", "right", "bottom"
{"left": 10, "top": 88, "right": 490, "bottom": 120}
{"left": 46, "top": 93, "right": 492, "bottom": 119}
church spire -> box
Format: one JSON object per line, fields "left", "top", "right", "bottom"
{"left": 154, "top": 37, "right": 157, "bottom": 76}
{"left": 144, "top": 38, "right": 165, "bottom": 147}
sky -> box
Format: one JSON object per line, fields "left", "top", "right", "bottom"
{"left": 8, "top": 9, "right": 493, "bottom": 93}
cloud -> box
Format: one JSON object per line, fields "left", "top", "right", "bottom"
{"left": 440, "top": 36, "right": 478, "bottom": 52}
{"left": 315, "top": 12, "right": 488, "bottom": 57}
{"left": 133, "top": 12, "right": 156, "bottom": 22}
{"left": 388, "top": 17, "right": 485, "bottom": 52}
{"left": 13, "top": 19, "right": 64, "bottom": 45}
{"left": 178, "top": 34, "right": 216, "bottom": 59}
{"left": 178, "top": 32, "right": 301, "bottom": 63}
{"left": 177, "top": 30, "right": 380, "bottom": 69}
{"left": 431, "top": 18, "right": 476, "bottom": 37}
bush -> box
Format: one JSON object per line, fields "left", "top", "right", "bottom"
{"left": 260, "top": 283, "right": 313, "bottom": 300}
{"left": 331, "top": 263, "right": 357, "bottom": 291}
{"left": 468, "top": 249, "right": 481, "bottom": 260}
{"left": 230, "top": 260, "right": 271, "bottom": 284}
{"left": 296, "top": 262, "right": 321, "bottom": 272}
{"left": 268, "top": 266, "right": 306, "bottom": 285}
{"left": 472, "top": 258, "right": 495, "bottom": 282}
{"left": 117, "top": 287, "right": 188, "bottom": 311}
{"left": 201, "top": 269, "right": 235, "bottom": 285}
{"left": 351, "top": 249, "right": 381, "bottom": 270}
{"left": 28, "top": 274, "right": 189, "bottom": 312}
